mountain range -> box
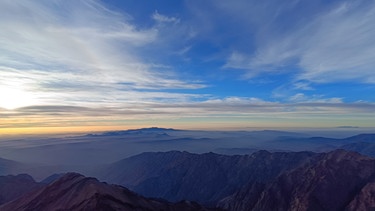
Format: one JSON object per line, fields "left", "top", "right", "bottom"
{"left": 0, "top": 129, "right": 375, "bottom": 210}
{"left": 1, "top": 149, "right": 375, "bottom": 210}
{"left": 219, "top": 150, "right": 375, "bottom": 210}
{"left": 0, "top": 128, "right": 373, "bottom": 166}
{"left": 0, "top": 174, "right": 43, "bottom": 205}
{"left": 99, "top": 150, "right": 316, "bottom": 206}
{"left": 0, "top": 172, "right": 218, "bottom": 211}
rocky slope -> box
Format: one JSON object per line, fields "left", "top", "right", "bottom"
{"left": 3, "top": 149, "right": 375, "bottom": 210}
{"left": 0, "top": 174, "right": 44, "bottom": 205}
{"left": 100, "top": 150, "right": 316, "bottom": 205}
{"left": 0, "top": 172, "right": 218, "bottom": 211}
{"left": 219, "top": 150, "right": 375, "bottom": 211}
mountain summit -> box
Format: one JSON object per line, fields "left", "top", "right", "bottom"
{"left": 219, "top": 150, "right": 375, "bottom": 211}
{"left": 0, "top": 172, "right": 216, "bottom": 211}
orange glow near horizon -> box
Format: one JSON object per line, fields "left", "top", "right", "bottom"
{"left": 0, "top": 125, "right": 136, "bottom": 136}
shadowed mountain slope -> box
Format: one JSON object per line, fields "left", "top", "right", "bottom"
{"left": 0, "top": 157, "right": 22, "bottom": 175}
{"left": 219, "top": 150, "right": 375, "bottom": 211}
{"left": 100, "top": 150, "right": 317, "bottom": 205}
{"left": 0, "top": 174, "right": 44, "bottom": 205}
{"left": 0, "top": 172, "right": 218, "bottom": 211}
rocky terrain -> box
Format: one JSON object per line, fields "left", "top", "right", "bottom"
{"left": 219, "top": 150, "right": 375, "bottom": 211}
{"left": 0, "top": 172, "right": 218, "bottom": 211}
{"left": 2, "top": 144, "right": 375, "bottom": 210}
{"left": 100, "top": 150, "right": 317, "bottom": 205}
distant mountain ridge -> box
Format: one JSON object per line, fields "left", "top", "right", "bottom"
{"left": 1, "top": 128, "right": 373, "bottom": 166}
{"left": 2, "top": 149, "right": 375, "bottom": 210}
{"left": 86, "top": 127, "right": 178, "bottom": 137}
{"left": 269, "top": 133, "right": 375, "bottom": 152}
{"left": 0, "top": 157, "right": 22, "bottom": 175}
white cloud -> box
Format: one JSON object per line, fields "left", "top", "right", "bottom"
{"left": 2, "top": 92, "right": 373, "bottom": 128}
{"left": 296, "top": 2, "right": 375, "bottom": 83}
{"left": 224, "top": 1, "right": 375, "bottom": 84}
{"left": 289, "top": 93, "right": 342, "bottom": 103}
{"left": 0, "top": 0, "right": 204, "bottom": 109}
{"left": 3, "top": 97, "right": 372, "bottom": 120}
{"left": 293, "top": 82, "right": 313, "bottom": 91}
{"left": 152, "top": 11, "right": 180, "bottom": 24}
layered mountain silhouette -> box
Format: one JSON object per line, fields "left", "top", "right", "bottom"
{"left": 0, "top": 172, "right": 217, "bottom": 211}
{"left": 100, "top": 150, "right": 317, "bottom": 205}
{"left": 0, "top": 174, "right": 43, "bottom": 205}
{"left": 99, "top": 149, "right": 375, "bottom": 210}
{"left": 0, "top": 157, "right": 21, "bottom": 175}
{"left": 219, "top": 150, "right": 375, "bottom": 211}
{"left": 1, "top": 130, "right": 373, "bottom": 167}
{"left": 2, "top": 145, "right": 375, "bottom": 210}
{"left": 270, "top": 133, "right": 375, "bottom": 152}
{"left": 86, "top": 127, "right": 178, "bottom": 137}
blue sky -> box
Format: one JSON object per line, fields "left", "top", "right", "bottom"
{"left": 0, "top": 0, "right": 374, "bottom": 133}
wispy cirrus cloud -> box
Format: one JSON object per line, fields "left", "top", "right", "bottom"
{"left": 288, "top": 93, "right": 342, "bottom": 104}
{"left": 0, "top": 0, "right": 204, "bottom": 109}
{"left": 222, "top": 0, "right": 375, "bottom": 84}
{"left": 2, "top": 97, "right": 374, "bottom": 118}
{"left": 152, "top": 11, "right": 180, "bottom": 24}
{"left": 3, "top": 96, "right": 372, "bottom": 119}
{"left": 1, "top": 99, "right": 374, "bottom": 128}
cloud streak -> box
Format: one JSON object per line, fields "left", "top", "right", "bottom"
{"left": 0, "top": 0, "right": 204, "bottom": 109}
{"left": 152, "top": 11, "right": 180, "bottom": 24}
{"left": 2, "top": 99, "right": 374, "bottom": 119}
{"left": 223, "top": 0, "right": 375, "bottom": 84}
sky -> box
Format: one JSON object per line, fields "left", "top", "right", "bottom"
{"left": 0, "top": 0, "right": 375, "bottom": 134}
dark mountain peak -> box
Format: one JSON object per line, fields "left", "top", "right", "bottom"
{"left": 0, "top": 173, "right": 43, "bottom": 205}
{"left": 0, "top": 173, "right": 34, "bottom": 182}
{"left": 8, "top": 174, "right": 35, "bottom": 182}
{"left": 250, "top": 150, "right": 271, "bottom": 157}
{"left": 49, "top": 172, "right": 89, "bottom": 185}
{"left": 249, "top": 150, "right": 316, "bottom": 161}
{"left": 40, "top": 173, "right": 65, "bottom": 184}
{"left": 220, "top": 149, "right": 375, "bottom": 211}
{"left": 55, "top": 172, "right": 84, "bottom": 180}
{"left": 202, "top": 151, "right": 220, "bottom": 156}
{"left": 103, "top": 150, "right": 318, "bottom": 206}
{"left": 0, "top": 172, "right": 215, "bottom": 211}
{"left": 136, "top": 127, "right": 178, "bottom": 132}
{"left": 133, "top": 150, "right": 193, "bottom": 159}
{"left": 86, "top": 127, "right": 177, "bottom": 137}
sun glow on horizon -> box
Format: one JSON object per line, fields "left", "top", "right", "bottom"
{"left": 0, "top": 85, "right": 37, "bottom": 110}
